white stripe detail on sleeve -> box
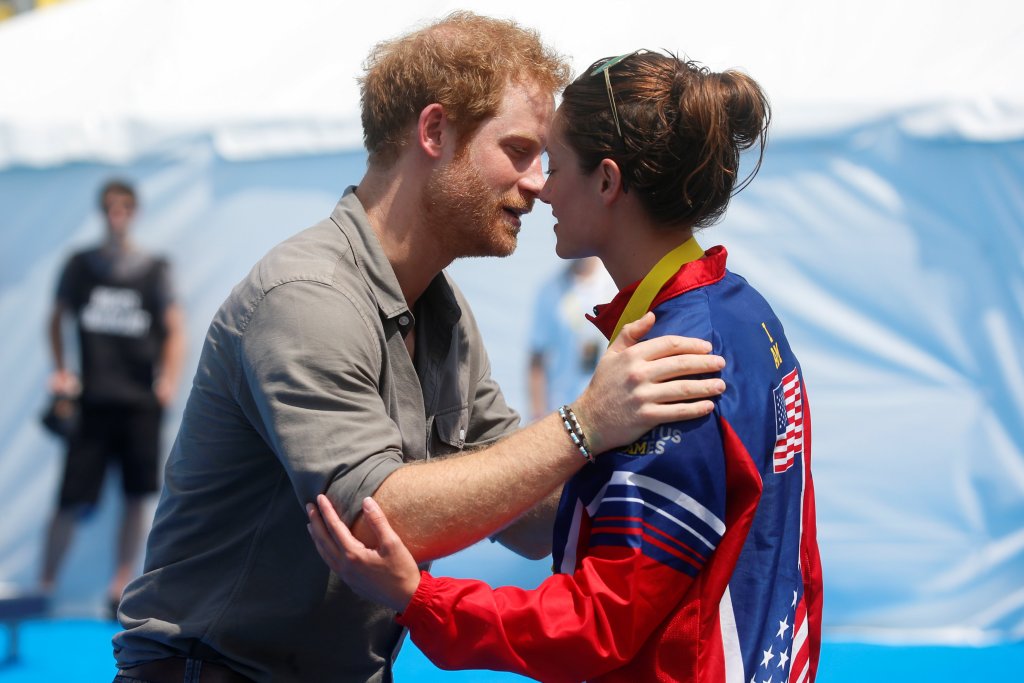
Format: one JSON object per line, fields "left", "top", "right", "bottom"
{"left": 559, "top": 500, "right": 584, "bottom": 575}
{"left": 587, "top": 470, "right": 726, "bottom": 534}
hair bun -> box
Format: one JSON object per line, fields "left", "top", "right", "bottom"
{"left": 559, "top": 50, "right": 769, "bottom": 229}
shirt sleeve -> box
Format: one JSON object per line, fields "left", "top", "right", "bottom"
{"left": 397, "top": 407, "right": 727, "bottom": 682}
{"left": 151, "top": 257, "right": 176, "bottom": 312}
{"left": 238, "top": 279, "right": 405, "bottom": 524}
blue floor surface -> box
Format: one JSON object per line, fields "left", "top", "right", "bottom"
{"left": 1, "top": 619, "right": 1021, "bottom": 682}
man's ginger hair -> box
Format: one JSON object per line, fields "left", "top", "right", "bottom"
{"left": 360, "top": 11, "right": 571, "bottom": 168}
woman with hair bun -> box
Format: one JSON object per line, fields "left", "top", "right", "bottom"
{"left": 309, "top": 50, "right": 822, "bottom": 683}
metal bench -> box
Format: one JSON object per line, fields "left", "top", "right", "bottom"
{"left": 0, "top": 586, "right": 49, "bottom": 664}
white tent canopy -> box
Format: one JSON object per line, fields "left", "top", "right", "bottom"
{"left": 1, "top": 0, "right": 1023, "bottom": 646}
{"left": 1, "top": 0, "right": 1022, "bottom": 170}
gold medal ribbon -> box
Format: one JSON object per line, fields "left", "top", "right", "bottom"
{"left": 609, "top": 237, "right": 705, "bottom": 343}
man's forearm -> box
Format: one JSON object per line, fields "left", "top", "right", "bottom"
{"left": 48, "top": 307, "right": 65, "bottom": 372}
{"left": 347, "top": 316, "right": 727, "bottom": 564}
{"left": 158, "top": 305, "right": 186, "bottom": 394}
{"left": 351, "top": 412, "right": 582, "bottom": 563}
{"left": 493, "top": 487, "right": 562, "bottom": 560}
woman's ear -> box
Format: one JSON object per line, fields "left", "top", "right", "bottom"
{"left": 597, "top": 158, "right": 624, "bottom": 206}
{"left": 417, "top": 103, "right": 448, "bottom": 159}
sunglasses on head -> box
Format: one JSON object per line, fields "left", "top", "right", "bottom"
{"left": 589, "top": 51, "right": 638, "bottom": 140}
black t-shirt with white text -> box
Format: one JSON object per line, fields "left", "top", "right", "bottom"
{"left": 57, "top": 246, "right": 173, "bottom": 406}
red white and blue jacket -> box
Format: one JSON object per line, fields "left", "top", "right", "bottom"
{"left": 396, "top": 247, "right": 823, "bottom": 683}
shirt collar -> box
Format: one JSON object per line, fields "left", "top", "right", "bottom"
{"left": 330, "top": 187, "right": 461, "bottom": 329}
{"left": 589, "top": 245, "right": 729, "bottom": 339}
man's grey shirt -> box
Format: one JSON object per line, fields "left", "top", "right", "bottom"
{"left": 113, "top": 189, "right": 520, "bottom": 682}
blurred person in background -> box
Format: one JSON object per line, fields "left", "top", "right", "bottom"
{"left": 527, "top": 256, "right": 617, "bottom": 421}
{"left": 310, "top": 49, "right": 822, "bottom": 683}
{"left": 41, "top": 178, "right": 185, "bottom": 618}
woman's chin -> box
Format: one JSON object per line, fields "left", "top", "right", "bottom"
{"left": 554, "top": 239, "right": 584, "bottom": 261}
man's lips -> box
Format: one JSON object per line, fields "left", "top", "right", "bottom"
{"left": 503, "top": 204, "right": 529, "bottom": 217}
{"left": 502, "top": 205, "right": 529, "bottom": 227}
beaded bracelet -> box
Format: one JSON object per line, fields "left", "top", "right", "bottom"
{"left": 558, "top": 405, "right": 594, "bottom": 463}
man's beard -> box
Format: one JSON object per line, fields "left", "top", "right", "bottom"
{"left": 422, "top": 153, "right": 533, "bottom": 259}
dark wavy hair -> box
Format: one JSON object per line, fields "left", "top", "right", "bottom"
{"left": 559, "top": 50, "right": 770, "bottom": 229}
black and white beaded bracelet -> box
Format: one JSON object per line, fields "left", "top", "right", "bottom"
{"left": 558, "top": 405, "right": 594, "bottom": 463}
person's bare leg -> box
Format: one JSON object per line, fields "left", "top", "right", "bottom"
{"left": 108, "top": 496, "right": 148, "bottom": 606}
{"left": 40, "top": 508, "right": 78, "bottom": 593}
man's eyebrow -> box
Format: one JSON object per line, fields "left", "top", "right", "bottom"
{"left": 503, "top": 132, "right": 546, "bottom": 149}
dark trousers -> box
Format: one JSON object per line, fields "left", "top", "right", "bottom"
{"left": 114, "top": 657, "right": 254, "bottom": 683}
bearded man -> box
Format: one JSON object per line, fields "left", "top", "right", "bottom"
{"left": 112, "top": 12, "right": 726, "bottom": 683}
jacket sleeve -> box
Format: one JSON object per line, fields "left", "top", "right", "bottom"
{"left": 396, "top": 410, "right": 728, "bottom": 683}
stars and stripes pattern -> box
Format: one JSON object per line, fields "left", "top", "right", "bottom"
{"left": 747, "top": 589, "right": 810, "bottom": 683}
{"left": 788, "top": 593, "right": 811, "bottom": 683}
{"left": 772, "top": 368, "right": 803, "bottom": 474}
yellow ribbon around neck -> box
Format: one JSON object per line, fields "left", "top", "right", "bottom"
{"left": 609, "top": 237, "right": 705, "bottom": 343}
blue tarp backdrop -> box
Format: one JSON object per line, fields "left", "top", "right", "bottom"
{"left": 0, "top": 0, "right": 1022, "bottom": 649}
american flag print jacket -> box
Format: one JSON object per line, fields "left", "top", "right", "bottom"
{"left": 396, "top": 247, "right": 823, "bottom": 683}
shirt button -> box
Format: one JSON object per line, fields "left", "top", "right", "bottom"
{"left": 459, "top": 429, "right": 466, "bottom": 441}
{"left": 398, "top": 315, "right": 410, "bottom": 327}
